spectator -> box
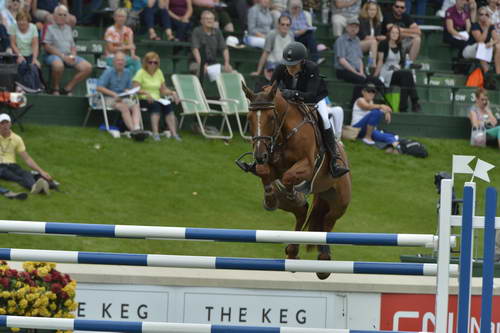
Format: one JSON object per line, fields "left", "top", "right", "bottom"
{"left": 31, "top": 0, "right": 76, "bottom": 26}
{"left": 351, "top": 84, "right": 400, "bottom": 152}
{"left": 443, "top": 0, "right": 471, "bottom": 58}
{"left": 228, "top": 0, "right": 249, "bottom": 29}
{"left": 133, "top": 51, "right": 182, "bottom": 142}
{"left": 374, "top": 25, "right": 421, "bottom": 112}
{"left": 468, "top": 87, "right": 500, "bottom": 149}
{"left": 246, "top": 0, "right": 273, "bottom": 48}
{"left": 0, "top": 21, "right": 10, "bottom": 53}
{"left": 167, "top": 0, "right": 192, "bottom": 41}
{"left": 462, "top": 6, "right": 500, "bottom": 75}
{"left": 486, "top": 0, "right": 500, "bottom": 31}
{"left": 97, "top": 52, "right": 143, "bottom": 135}
{"left": 192, "top": 0, "right": 234, "bottom": 32}
{"left": 253, "top": 61, "right": 275, "bottom": 91}
{"left": 143, "top": 0, "right": 176, "bottom": 40}
{"left": 0, "top": 186, "right": 27, "bottom": 199}
{"left": 285, "top": 0, "right": 320, "bottom": 63}
{"left": 72, "top": 0, "right": 103, "bottom": 25}
{"left": 9, "top": 11, "right": 39, "bottom": 67}
{"left": 334, "top": 17, "right": 384, "bottom": 106}
{"left": 358, "top": 0, "right": 385, "bottom": 69}
{"left": 331, "top": 0, "right": 361, "bottom": 38}
{"left": 405, "top": 0, "right": 444, "bottom": 23}
{"left": 251, "top": 14, "right": 293, "bottom": 75}
{"left": 189, "top": 10, "right": 233, "bottom": 75}
{"left": 104, "top": 8, "right": 141, "bottom": 75}
{"left": 0, "top": 113, "right": 52, "bottom": 195}
{"left": 383, "top": 0, "right": 421, "bottom": 68}
{"left": 439, "top": 0, "right": 477, "bottom": 21}
{"left": 2, "top": 0, "right": 24, "bottom": 30}
{"left": 43, "top": 5, "right": 92, "bottom": 95}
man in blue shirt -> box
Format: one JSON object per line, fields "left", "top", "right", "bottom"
{"left": 97, "top": 51, "right": 142, "bottom": 134}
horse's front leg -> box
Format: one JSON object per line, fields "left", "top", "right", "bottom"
{"left": 282, "top": 158, "right": 314, "bottom": 190}
{"left": 256, "top": 163, "right": 279, "bottom": 211}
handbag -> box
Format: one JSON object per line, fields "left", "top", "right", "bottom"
{"left": 341, "top": 125, "right": 361, "bottom": 141}
{"left": 470, "top": 126, "right": 486, "bottom": 147}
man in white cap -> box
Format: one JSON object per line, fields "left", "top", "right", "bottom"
{"left": 0, "top": 114, "right": 52, "bottom": 195}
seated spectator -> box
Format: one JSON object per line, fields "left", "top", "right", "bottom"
{"left": 270, "top": 0, "right": 286, "bottom": 23}
{"left": 251, "top": 14, "right": 293, "bottom": 76}
{"left": 143, "top": 0, "right": 176, "bottom": 40}
{"left": 133, "top": 51, "right": 181, "bottom": 142}
{"left": 443, "top": 0, "right": 471, "bottom": 58}
{"left": 358, "top": 0, "right": 385, "bottom": 69}
{"left": 189, "top": 10, "right": 233, "bottom": 75}
{"left": 97, "top": 52, "right": 142, "bottom": 134}
{"left": 0, "top": 113, "right": 52, "bottom": 195}
{"left": 104, "top": 8, "right": 141, "bottom": 75}
{"left": 351, "top": 84, "right": 400, "bottom": 152}
{"left": 2, "top": 0, "right": 24, "bottom": 30}
{"left": 43, "top": 5, "right": 92, "bottom": 95}
{"left": 228, "top": 0, "right": 249, "bottom": 29}
{"left": 334, "top": 17, "right": 384, "bottom": 106}
{"left": 31, "top": 0, "right": 76, "bottom": 26}
{"left": 285, "top": 0, "right": 320, "bottom": 63}
{"left": 374, "top": 25, "right": 421, "bottom": 112}
{"left": 0, "top": 21, "right": 10, "bottom": 53}
{"left": 468, "top": 87, "right": 500, "bottom": 149}
{"left": 167, "top": 0, "right": 192, "bottom": 41}
{"left": 0, "top": 185, "right": 27, "bottom": 199}
{"left": 253, "top": 61, "right": 274, "bottom": 91}
{"left": 245, "top": 0, "right": 273, "bottom": 48}
{"left": 192, "top": 0, "right": 234, "bottom": 32}
{"left": 439, "top": 0, "right": 477, "bottom": 21}
{"left": 9, "top": 11, "right": 39, "bottom": 67}
{"left": 383, "top": 0, "right": 421, "bottom": 69}
{"left": 331, "top": 0, "right": 361, "bottom": 38}
{"left": 486, "top": 0, "right": 500, "bottom": 32}
{"left": 463, "top": 6, "right": 500, "bottom": 74}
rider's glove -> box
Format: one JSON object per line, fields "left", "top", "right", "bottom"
{"left": 281, "top": 89, "right": 300, "bottom": 100}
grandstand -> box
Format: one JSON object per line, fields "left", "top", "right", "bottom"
{"left": 11, "top": 0, "right": 497, "bottom": 139}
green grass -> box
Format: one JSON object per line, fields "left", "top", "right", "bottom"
{"left": 1, "top": 125, "right": 500, "bottom": 263}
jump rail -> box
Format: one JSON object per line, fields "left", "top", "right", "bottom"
{"left": 0, "top": 220, "right": 456, "bottom": 248}
{"left": 0, "top": 248, "right": 459, "bottom": 276}
{"left": 0, "top": 315, "right": 427, "bottom": 333}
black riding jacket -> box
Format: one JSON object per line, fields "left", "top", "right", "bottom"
{"left": 270, "top": 60, "right": 328, "bottom": 104}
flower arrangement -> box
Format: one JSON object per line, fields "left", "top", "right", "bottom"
{"left": 0, "top": 261, "right": 77, "bottom": 333}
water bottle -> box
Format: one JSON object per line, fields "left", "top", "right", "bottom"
{"left": 321, "top": 0, "right": 329, "bottom": 24}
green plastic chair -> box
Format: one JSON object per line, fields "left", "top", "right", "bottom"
{"left": 216, "top": 72, "right": 251, "bottom": 140}
{"left": 172, "top": 74, "right": 233, "bottom": 140}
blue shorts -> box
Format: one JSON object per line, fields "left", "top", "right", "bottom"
{"left": 44, "top": 54, "right": 86, "bottom": 67}
{"left": 139, "top": 100, "right": 173, "bottom": 115}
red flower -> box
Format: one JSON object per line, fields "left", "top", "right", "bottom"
{"left": 51, "top": 283, "right": 62, "bottom": 294}
{"left": 5, "top": 269, "right": 18, "bottom": 278}
{"left": 59, "top": 291, "right": 69, "bottom": 300}
{"left": 0, "top": 277, "right": 9, "bottom": 288}
{"left": 43, "top": 274, "right": 52, "bottom": 283}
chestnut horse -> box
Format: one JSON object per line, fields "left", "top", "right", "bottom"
{"left": 240, "top": 83, "right": 352, "bottom": 279}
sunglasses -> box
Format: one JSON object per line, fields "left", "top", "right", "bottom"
{"left": 365, "top": 89, "right": 376, "bottom": 93}
{"left": 148, "top": 61, "right": 159, "bottom": 65}
{"left": 280, "top": 23, "right": 291, "bottom": 26}
{"left": 394, "top": 5, "right": 405, "bottom": 9}
{"left": 479, "top": 13, "right": 490, "bottom": 16}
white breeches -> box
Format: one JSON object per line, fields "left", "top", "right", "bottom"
{"left": 316, "top": 99, "right": 344, "bottom": 140}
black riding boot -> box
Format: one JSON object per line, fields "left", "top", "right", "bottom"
{"left": 323, "top": 127, "right": 349, "bottom": 178}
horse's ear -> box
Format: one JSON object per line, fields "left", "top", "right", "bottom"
{"left": 242, "top": 83, "right": 256, "bottom": 102}
{"left": 268, "top": 81, "right": 278, "bottom": 100}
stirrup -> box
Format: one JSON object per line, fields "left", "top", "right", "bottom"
{"left": 331, "top": 164, "right": 349, "bottom": 178}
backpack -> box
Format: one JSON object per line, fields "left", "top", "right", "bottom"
{"left": 466, "top": 67, "right": 484, "bottom": 88}
{"left": 16, "top": 61, "right": 44, "bottom": 92}
{"left": 399, "top": 138, "right": 428, "bottom": 158}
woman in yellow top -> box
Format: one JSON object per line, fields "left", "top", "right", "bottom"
{"left": 133, "top": 52, "right": 180, "bottom": 141}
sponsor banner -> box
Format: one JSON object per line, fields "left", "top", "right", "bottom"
{"left": 380, "top": 293, "right": 500, "bottom": 333}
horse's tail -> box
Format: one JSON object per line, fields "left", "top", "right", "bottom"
{"left": 305, "top": 195, "right": 329, "bottom": 252}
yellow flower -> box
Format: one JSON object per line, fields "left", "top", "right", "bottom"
{"left": 7, "top": 300, "right": 16, "bottom": 307}
{"left": 18, "top": 299, "right": 28, "bottom": 309}
{"left": 31, "top": 309, "right": 39, "bottom": 316}
{"left": 7, "top": 307, "right": 16, "bottom": 314}
{"left": 1, "top": 291, "right": 10, "bottom": 298}
{"left": 47, "top": 292, "right": 57, "bottom": 300}
{"left": 0, "top": 308, "right": 6, "bottom": 315}
{"left": 49, "top": 303, "right": 57, "bottom": 311}
{"left": 10, "top": 327, "right": 20, "bottom": 332}
{"left": 38, "top": 267, "right": 49, "bottom": 277}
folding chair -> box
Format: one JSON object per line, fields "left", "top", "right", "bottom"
{"left": 215, "top": 72, "right": 251, "bottom": 140}
{"left": 83, "top": 78, "right": 143, "bottom": 137}
{"left": 172, "top": 74, "right": 233, "bottom": 140}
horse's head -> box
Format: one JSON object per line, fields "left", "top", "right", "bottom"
{"left": 243, "top": 82, "right": 279, "bottom": 165}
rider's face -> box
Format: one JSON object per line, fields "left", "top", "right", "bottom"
{"left": 286, "top": 63, "right": 301, "bottom": 76}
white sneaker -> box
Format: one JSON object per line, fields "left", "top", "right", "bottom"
{"left": 31, "top": 178, "right": 49, "bottom": 195}
{"left": 362, "top": 138, "right": 375, "bottom": 145}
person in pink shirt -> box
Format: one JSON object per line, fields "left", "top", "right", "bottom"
{"left": 104, "top": 8, "right": 141, "bottom": 74}
{"left": 443, "top": 0, "right": 471, "bottom": 58}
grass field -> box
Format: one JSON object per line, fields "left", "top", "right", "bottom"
{"left": 1, "top": 125, "right": 499, "bottom": 263}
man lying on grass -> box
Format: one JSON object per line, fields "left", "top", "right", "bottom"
{"left": 0, "top": 113, "right": 53, "bottom": 195}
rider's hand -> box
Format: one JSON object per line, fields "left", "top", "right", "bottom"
{"left": 281, "top": 89, "right": 299, "bottom": 100}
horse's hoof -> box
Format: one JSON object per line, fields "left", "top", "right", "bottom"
{"left": 262, "top": 198, "right": 278, "bottom": 211}
{"left": 316, "top": 272, "right": 331, "bottom": 280}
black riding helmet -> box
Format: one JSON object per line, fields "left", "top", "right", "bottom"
{"left": 282, "top": 42, "right": 308, "bottom": 66}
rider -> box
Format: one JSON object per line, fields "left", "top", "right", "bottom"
{"left": 271, "top": 42, "right": 349, "bottom": 178}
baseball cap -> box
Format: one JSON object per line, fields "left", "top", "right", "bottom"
{"left": 265, "top": 62, "right": 277, "bottom": 71}
{"left": 0, "top": 114, "right": 11, "bottom": 123}
{"left": 346, "top": 17, "right": 360, "bottom": 25}
{"left": 363, "top": 83, "right": 377, "bottom": 93}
